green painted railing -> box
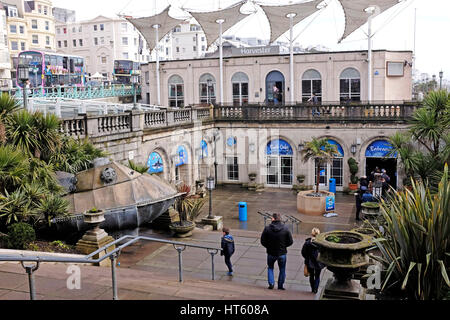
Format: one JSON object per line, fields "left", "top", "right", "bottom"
{"left": 1, "top": 84, "right": 141, "bottom": 100}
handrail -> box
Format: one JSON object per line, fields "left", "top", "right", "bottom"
{"left": 257, "top": 211, "right": 301, "bottom": 233}
{"left": 0, "top": 234, "right": 222, "bottom": 300}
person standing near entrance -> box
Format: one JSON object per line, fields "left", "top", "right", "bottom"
{"left": 273, "top": 84, "right": 280, "bottom": 104}
{"left": 260, "top": 213, "right": 293, "bottom": 290}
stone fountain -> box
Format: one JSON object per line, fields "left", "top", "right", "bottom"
{"left": 314, "top": 230, "right": 374, "bottom": 300}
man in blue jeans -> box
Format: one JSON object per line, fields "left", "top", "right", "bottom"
{"left": 260, "top": 213, "right": 293, "bottom": 290}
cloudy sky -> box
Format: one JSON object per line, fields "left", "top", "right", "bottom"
{"left": 52, "top": 0, "right": 450, "bottom": 79}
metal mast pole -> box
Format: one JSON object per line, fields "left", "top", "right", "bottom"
{"left": 367, "top": 13, "right": 373, "bottom": 104}
{"left": 154, "top": 24, "right": 161, "bottom": 106}
{"left": 218, "top": 20, "right": 224, "bottom": 105}
{"left": 289, "top": 13, "right": 295, "bottom": 104}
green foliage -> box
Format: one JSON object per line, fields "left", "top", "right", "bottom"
{"left": 348, "top": 158, "right": 359, "bottom": 184}
{"left": 0, "top": 93, "right": 21, "bottom": 121}
{"left": 50, "top": 137, "right": 107, "bottom": 174}
{"left": 50, "top": 240, "right": 70, "bottom": 250}
{"left": 0, "top": 145, "right": 29, "bottom": 193}
{"left": 6, "top": 222, "right": 36, "bottom": 250}
{"left": 0, "top": 189, "right": 34, "bottom": 225}
{"left": 36, "top": 194, "right": 69, "bottom": 226}
{"left": 302, "top": 138, "right": 338, "bottom": 193}
{"left": 372, "top": 164, "right": 450, "bottom": 300}
{"left": 88, "top": 207, "right": 100, "bottom": 213}
{"left": 127, "top": 160, "right": 150, "bottom": 174}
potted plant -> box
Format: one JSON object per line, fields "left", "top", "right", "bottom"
{"left": 248, "top": 172, "right": 257, "bottom": 182}
{"left": 296, "top": 174, "right": 305, "bottom": 184}
{"left": 347, "top": 158, "right": 359, "bottom": 190}
{"left": 169, "top": 184, "right": 207, "bottom": 237}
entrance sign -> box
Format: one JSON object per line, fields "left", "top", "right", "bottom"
{"left": 365, "top": 140, "right": 396, "bottom": 158}
{"left": 325, "top": 196, "right": 335, "bottom": 211}
{"left": 231, "top": 46, "right": 280, "bottom": 57}
{"left": 266, "top": 139, "right": 293, "bottom": 156}
{"left": 147, "top": 152, "right": 163, "bottom": 173}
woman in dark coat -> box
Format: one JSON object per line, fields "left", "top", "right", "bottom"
{"left": 301, "top": 228, "right": 325, "bottom": 294}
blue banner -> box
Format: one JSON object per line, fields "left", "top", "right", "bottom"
{"left": 266, "top": 139, "right": 293, "bottom": 156}
{"left": 147, "top": 152, "right": 163, "bottom": 173}
{"left": 365, "top": 140, "right": 396, "bottom": 158}
{"left": 176, "top": 145, "right": 188, "bottom": 167}
{"left": 200, "top": 140, "right": 208, "bottom": 159}
{"left": 227, "top": 136, "right": 237, "bottom": 147}
{"left": 325, "top": 139, "right": 344, "bottom": 157}
{"left": 325, "top": 196, "right": 335, "bottom": 211}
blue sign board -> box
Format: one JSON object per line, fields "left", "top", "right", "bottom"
{"left": 322, "top": 139, "right": 344, "bottom": 157}
{"left": 325, "top": 196, "right": 335, "bottom": 211}
{"left": 266, "top": 139, "right": 293, "bottom": 156}
{"left": 200, "top": 140, "right": 208, "bottom": 159}
{"left": 147, "top": 152, "right": 163, "bottom": 173}
{"left": 320, "top": 169, "right": 326, "bottom": 176}
{"left": 365, "top": 140, "right": 397, "bottom": 158}
{"left": 227, "top": 136, "right": 237, "bottom": 147}
{"left": 176, "top": 145, "right": 188, "bottom": 167}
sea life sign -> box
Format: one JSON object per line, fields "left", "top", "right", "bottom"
{"left": 147, "top": 152, "right": 163, "bottom": 173}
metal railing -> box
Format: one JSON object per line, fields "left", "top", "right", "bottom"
{"left": 258, "top": 211, "right": 301, "bottom": 234}
{"left": 0, "top": 235, "right": 222, "bottom": 300}
{"left": 1, "top": 84, "right": 141, "bottom": 100}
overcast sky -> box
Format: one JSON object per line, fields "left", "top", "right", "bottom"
{"left": 52, "top": 0, "right": 450, "bottom": 79}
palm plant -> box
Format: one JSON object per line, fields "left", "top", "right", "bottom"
{"left": 127, "top": 160, "right": 150, "bottom": 174}
{"left": 0, "top": 189, "right": 33, "bottom": 225}
{"left": 33, "top": 112, "right": 62, "bottom": 161}
{"left": 36, "top": 194, "right": 69, "bottom": 226}
{"left": 5, "top": 110, "right": 39, "bottom": 157}
{"left": 301, "top": 137, "right": 338, "bottom": 194}
{"left": 0, "top": 145, "right": 29, "bottom": 194}
{"left": 371, "top": 164, "right": 450, "bottom": 300}
{"left": 0, "top": 93, "right": 20, "bottom": 144}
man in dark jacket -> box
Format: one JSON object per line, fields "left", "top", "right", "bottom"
{"left": 260, "top": 213, "right": 293, "bottom": 290}
{"left": 221, "top": 227, "right": 235, "bottom": 276}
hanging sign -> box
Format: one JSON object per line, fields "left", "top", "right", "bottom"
{"left": 147, "top": 152, "right": 163, "bottom": 173}
{"left": 176, "top": 145, "right": 188, "bottom": 167}
{"left": 200, "top": 140, "right": 208, "bottom": 159}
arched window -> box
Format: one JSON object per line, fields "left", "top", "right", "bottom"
{"left": 315, "top": 139, "right": 344, "bottom": 188}
{"left": 231, "top": 72, "right": 249, "bottom": 106}
{"left": 199, "top": 73, "right": 216, "bottom": 104}
{"left": 168, "top": 75, "right": 184, "bottom": 108}
{"left": 266, "top": 139, "right": 293, "bottom": 186}
{"left": 340, "top": 68, "right": 361, "bottom": 102}
{"left": 302, "top": 69, "right": 322, "bottom": 102}
{"left": 265, "top": 71, "right": 285, "bottom": 104}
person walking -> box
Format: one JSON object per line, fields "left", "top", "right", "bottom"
{"left": 308, "top": 93, "right": 320, "bottom": 116}
{"left": 301, "top": 228, "right": 325, "bottom": 294}
{"left": 221, "top": 227, "right": 235, "bottom": 276}
{"left": 260, "top": 213, "right": 293, "bottom": 290}
{"left": 273, "top": 85, "right": 280, "bottom": 105}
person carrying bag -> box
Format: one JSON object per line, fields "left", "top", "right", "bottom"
{"left": 301, "top": 228, "right": 325, "bottom": 294}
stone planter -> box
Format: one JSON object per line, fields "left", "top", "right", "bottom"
{"left": 297, "top": 190, "right": 334, "bottom": 215}
{"left": 314, "top": 230, "right": 374, "bottom": 300}
{"left": 351, "top": 228, "right": 378, "bottom": 239}
{"left": 248, "top": 174, "right": 257, "bottom": 182}
{"left": 169, "top": 221, "right": 196, "bottom": 238}
{"left": 361, "top": 202, "right": 380, "bottom": 220}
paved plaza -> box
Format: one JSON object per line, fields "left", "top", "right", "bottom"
{"left": 0, "top": 187, "right": 361, "bottom": 300}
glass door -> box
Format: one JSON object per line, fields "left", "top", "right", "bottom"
{"left": 280, "top": 156, "right": 293, "bottom": 186}
{"left": 266, "top": 156, "right": 279, "bottom": 186}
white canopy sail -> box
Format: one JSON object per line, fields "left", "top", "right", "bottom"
{"left": 260, "top": 0, "right": 323, "bottom": 44}
{"left": 338, "top": 0, "right": 401, "bottom": 42}
{"left": 189, "top": 1, "right": 249, "bottom": 48}
{"left": 125, "top": 6, "right": 182, "bottom": 50}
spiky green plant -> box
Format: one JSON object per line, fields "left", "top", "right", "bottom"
{"left": 0, "top": 189, "right": 34, "bottom": 225}
{"left": 127, "top": 160, "right": 150, "bottom": 174}
{"left": 36, "top": 194, "right": 69, "bottom": 226}
{"left": 371, "top": 164, "right": 450, "bottom": 300}
{"left": 0, "top": 145, "right": 29, "bottom": 193}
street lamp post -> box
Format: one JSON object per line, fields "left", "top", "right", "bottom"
{"left": 432, "top": 74, "right": 436, "bottom": 91}
{"left": 18, "top": 64, "right": 29, "bottom": 110}
{"left": 131, "top": 72, "right": 139, "bottom": 109}
{"left": 206, "top": 176, "right": 215, "bottom": 219}
{"left": 439, "top": 70, "right": 443, "bottom": 90}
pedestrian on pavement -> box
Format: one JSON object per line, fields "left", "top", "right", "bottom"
{"left": 361, "top": 188, "right": 376, "bottom": 203}
{"left": 355, "top": 185, "right": 368, "bottom": 220}
{"left": 301, "top": 228, "right": 325, "bottom": 294}
{"left": 260, "top": 213, "right": 293, "bottom": 290}
{"left": 221, "top": 227, "right": 235, "bottom": 276}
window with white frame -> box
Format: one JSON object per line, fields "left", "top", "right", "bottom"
{"left": 340, "top": 68, "right": 361, "bottom": 102}
{"left": 57, "top": 28, "right": 60, "bottom": 34}
{"left": 31, "top": 20, "right": 38, "bottom": 29}
{"left": 199, "top": 73, "right": 216, "bottom": 104}
{"left": 9, "top": 25, "right": 16, "bottom": 33}
{"left": 45, "top": 21, "right": 49, "bottom": 31}
{"left": 20, "top": 25, "right": 24, "bottom": 34}
{"left": 32, "top": 35, "right": 38, "bottom": 44}
{"left": 100, "top": 24, "right": 104, "bottom": 31}
{"left": 46, "top": 36, "right": 50, "bottom": 46}
{"left": 232, "top": 72, "right": 249, "bottom": 106}
{"left": 121, "top": 23, "right": 127, "bottom": 32}
{"left": 58, "top": 41, "right": 61, "bottom": 48}
{"left": 79, "top": 39, "right": 83, "bottom": 46}
{"left": 168, "top": 75, "right": 184, "bottom": 108}
{"left": 64, "top": 40, "right": 67, "bottom": 47}
{"left": 11, "top": 41, "right": 18, "bottom": 51}
{"left": 122, "top": 52, "right": 129, "bottom": 59}
{"left": 72, "top": 26, "right": 76, "bottom": 33}
{"left": 93, "top": 25, "right": 97, "bottom": 31}
{"left": 20, "top": 42, "right": 25, "bottom": 50}
{"left": 122, "top": 37, "right": 128, "bottom": 45}
{"left": 73, "top": 39, "right": 76, "bottom": 47}
{"left": 8, "top": 7, "right": 18, "bottom": 17}
{"left": 226, "top": 157, "right": 239, "bottom": 181}
{"left": 94, "top": 37, "right": 98, "bottom": 45}
{"left": 302, "top": 69, "right": 322, "bottom": 102}
{"left": 44, "top": 6, "right": 48, "bottom": 15}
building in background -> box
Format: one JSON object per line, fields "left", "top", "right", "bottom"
{"left": 0, "top": 3, "right": 11, "bottom": 87}
{"left": 2, "top": 0, "right": 56, "bottom": 85}
{"left": 52, "top": 6, "right": 75, "bottom": 23}
{"left": 56, "top": 15, "right": 151, "bottom": 81}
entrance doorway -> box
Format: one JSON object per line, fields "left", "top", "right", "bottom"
{"left": 314, "top": 139, "right": 344, "bottom": 191}
{"left": 365, "top": 140, "right": 398, "bottom": 188}
{"left": 265, "top": 71, "right": 285, "bottom": 104}
{"left": 266, "top": 139, "right": 293, "bottom": 187}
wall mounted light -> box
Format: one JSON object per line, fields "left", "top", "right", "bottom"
{"left": 298, "top": 143, "right": 304, "bottom": 152}
{"left": 249, "top": 143, "right": 256, "bottom": 153}
{"left": 351, "top": 144, "right": 357, "bottom": 155}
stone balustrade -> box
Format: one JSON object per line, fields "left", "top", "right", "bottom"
{"left": 60, "top": 103, "right": 419, "bottom": 139}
